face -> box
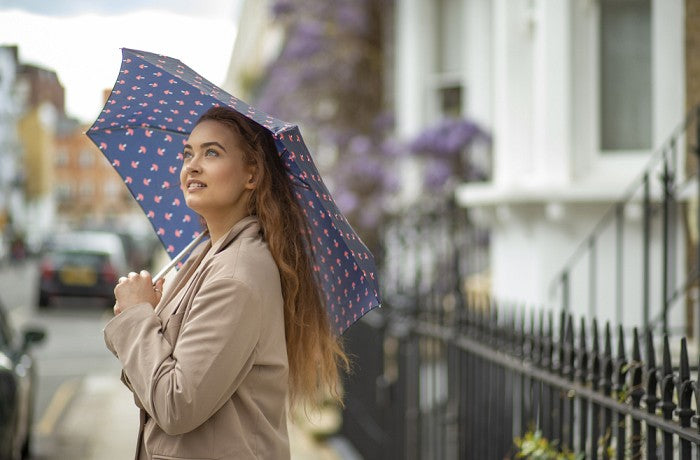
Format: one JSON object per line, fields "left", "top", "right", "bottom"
{"left": 180, "top": 120, "right": 256, "bottom": 226}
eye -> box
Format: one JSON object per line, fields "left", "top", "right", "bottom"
{"left": 182, "top": 150, "right": 193, "bottom": 159}
{"left": 205, "top": 149, "right": 219, "bottom": 157}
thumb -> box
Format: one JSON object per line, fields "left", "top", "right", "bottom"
{"left": 155, "top": 278, "right": 165, "bottom": 298}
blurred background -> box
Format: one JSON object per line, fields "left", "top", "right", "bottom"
{"left": 0, "top": 0, "right": 698, "bottom": 458}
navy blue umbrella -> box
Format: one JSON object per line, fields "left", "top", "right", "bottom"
{"left": 86, "top": 48, "right": 380, "bottom": 333}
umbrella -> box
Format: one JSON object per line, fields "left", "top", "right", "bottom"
{"left": 86, "top": 48, "right": 380, "bottom": 334}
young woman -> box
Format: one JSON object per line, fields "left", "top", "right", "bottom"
{"left": 104, "top": 106, "right": 348, "bottom": 459}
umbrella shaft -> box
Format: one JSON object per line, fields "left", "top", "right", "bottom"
{"left": 152, "top": 231, "right": 209, "bottom": 283}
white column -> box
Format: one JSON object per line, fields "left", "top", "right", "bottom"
{"left": 464, "top": 0, "right": 494, "bottom": 128}
{"left": 395, "top": 0, "right": 429, "bottom": 138}
{"left": 652, "top": 0, "right": 684, "bottom": 154}
{"left": 493, "top": 0, "right": 535, "bottom": 187}
{"left": 532, "top": 0, "right": 572, "bottom": 186}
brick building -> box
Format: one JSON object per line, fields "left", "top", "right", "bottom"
{"left": 53, "top": 117, "right": 138, "bottom": 227}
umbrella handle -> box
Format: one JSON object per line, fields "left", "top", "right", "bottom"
{"left": 152, "top": 231, "right": 209, "bottom": 284}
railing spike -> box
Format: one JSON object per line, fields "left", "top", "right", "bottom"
{"left": 631, "top": 328, "right": 643, "bottom": 389}
{"left": 592, "top": 318, "right": 600, "bottom": 354}
{"left": 646, "top": 329, "right": 656, "bottom": 368}
{"left": 679, "top": 337, "right": 690, "bottom": 382}
{"left": 616, "top": 324, "right": 626, "bottom": 360}
{"left": 662, "top": 335, "right": 672, "bottom": 377}
{"left": 632, "top": 328, "right": 641, "bottom": 362}
{"left": 559, "top": 309, "right": 566, "bottom": 341}
{"left": 577, "top": 317, "right": 588, "bottom": 379}
{"left": 604, "top": 322, "right": 612, "bottom": 357}
{"left": 566, "top": 314, "right": 574, "bottom": 347}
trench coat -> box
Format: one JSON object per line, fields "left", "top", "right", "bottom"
{"left": 104, "top": 216, "right": 290, "bottom": 459}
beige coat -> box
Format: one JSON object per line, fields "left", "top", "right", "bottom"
{"left": 104, "top": 216, "right": 290, "bottom": 459}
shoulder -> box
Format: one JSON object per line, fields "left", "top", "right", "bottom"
{"left": 208, "top": 231, "right": 279, "bottom": 287}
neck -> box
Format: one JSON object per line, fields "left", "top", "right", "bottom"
{"left": 204, "top": 209, "right": 250, "bottom": 244}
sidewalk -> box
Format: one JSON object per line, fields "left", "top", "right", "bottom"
{"left": 43, "top": 372, "right": 354, "bottom": 459}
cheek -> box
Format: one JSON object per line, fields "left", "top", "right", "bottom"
{"left": 179, "top": 168, "right": 186, "bottom": 187}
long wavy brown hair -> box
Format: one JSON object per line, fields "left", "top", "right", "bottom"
{"left": 195, "top": 106, "right": 349, "bottom": 407}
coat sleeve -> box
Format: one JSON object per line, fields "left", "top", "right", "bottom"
{"left": 103, "top": 277, "right": 262, "bottom": 435}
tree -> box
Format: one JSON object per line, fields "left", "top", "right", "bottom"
{"left": 254, "top": 0, "right": 397, "bottom": 252}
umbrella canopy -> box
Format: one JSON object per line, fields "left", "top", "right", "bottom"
{"left": 87, "top": 48, "right": 380, "bottom": 333}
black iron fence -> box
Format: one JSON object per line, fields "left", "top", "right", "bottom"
{"left": 342, "top": 302, "right": 700, "bottom": 459}
{"left": 340, "top": 107, "right": 700, "bottom": 458}
{"left": 550, "top": 105, "right": 700, "bottom": 339}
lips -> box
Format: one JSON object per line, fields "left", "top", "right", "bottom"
{"left": 186, "top": 179, "right": 207, "bottom": 190}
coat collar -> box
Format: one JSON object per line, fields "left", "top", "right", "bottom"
{"left": 208, "top": 215, "right": 261, "bottom": 257}
{"left": 155, "top": 215, "right": 261, "bottom": 316}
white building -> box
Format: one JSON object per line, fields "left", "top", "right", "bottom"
{"left": 0, "top": 46, "right": 25, "bottom": 259}
{"left": 394, "top": 0, "right": 688, "bottom": 331}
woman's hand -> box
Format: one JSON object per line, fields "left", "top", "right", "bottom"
{"left": 113, "top": 270, "right": 164, "bottom": 316}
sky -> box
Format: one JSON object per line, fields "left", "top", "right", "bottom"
{"left": 0, "top": 0, "right": 242, "bottom": 123}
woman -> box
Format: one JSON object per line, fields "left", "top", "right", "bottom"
{"left": 104, "top": 106, "right": 348, "bottom": 459}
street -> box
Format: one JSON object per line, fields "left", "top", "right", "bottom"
{"left": 0, "top": 260, "right": 136, "bottom": 459}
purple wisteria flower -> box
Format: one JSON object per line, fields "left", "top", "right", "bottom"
{"left": 254, "top": 0, "right": 394, "bottom": 248}
{"left": 423, "top": 160, "right": 453, "bottom": 192}
{"left": 409, "top": 118, "right": 490, "bottom": 158}
{"left": 409, "top": 117, "right": 492, "bottom": 192}
{"left": 271, "top": 0, "right": 296, "bottom": 17}
{"left": 284, "top": 21, "right": 325, "bottom": 59}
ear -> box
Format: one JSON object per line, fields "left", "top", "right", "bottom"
{"left": 245, "top": 166, "right": 257, "bottom": 191}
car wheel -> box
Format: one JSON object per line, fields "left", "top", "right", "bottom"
{"left": 38, "top": 291, "right": 50, "bottom": 309}
{"left": 21, "top": 397, "right": 33, "bottom": 459}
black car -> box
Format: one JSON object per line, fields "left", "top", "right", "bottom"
{"left": 0, "top": 301, "right": 45, "bottom": 459}
{"left": 38, "top": 249, "right": 121, "bottom": 308}
{"left": 38, "top": 231, "right": 129, "bottom": 308}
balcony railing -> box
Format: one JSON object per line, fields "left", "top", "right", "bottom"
{"left": 550, "top": 105, "right": 700, "bottom": 339}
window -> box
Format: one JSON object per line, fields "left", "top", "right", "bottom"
{"left": 599, "top": 0, "right": 652, "bottom": 151}
{"left": 430, "top": 0, "right": 465, "bottom": 119}
{"left": 55, "top": 183, "right": 71, "bottom": 202}
{"left": 78, "top": 149, "right": 96, "bottom": 167}
{"left": 79, "top": 183, "right": 94, "bottom": 197}
{"left": 103, "top": 180, "right": 121, "bottom": 198}
{"left": 439, "top": 85, "right": 462, "bottom": 118}
{"left": 55, "top": 148, "right": 69, "bottom": 167}
{"left": 436, "top": 0, "right": 463, "bottom": 75}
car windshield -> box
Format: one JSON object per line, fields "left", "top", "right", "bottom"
{"left": 51, "top": 251, "right": 109, "bottom": 266}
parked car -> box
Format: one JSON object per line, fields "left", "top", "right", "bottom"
{"left": 0, "top": 300, "right": 45, "bottom": 459}
{"left": 38, "top": 231, "right": 129, "bottom": 308}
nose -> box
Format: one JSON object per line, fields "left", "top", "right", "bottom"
{"left": 185, "top": 156, "right": 201, "bottom": 174}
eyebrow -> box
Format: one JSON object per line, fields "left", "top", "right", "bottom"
{"left": 183, "top": 141, "right": 227, "bottom": 152}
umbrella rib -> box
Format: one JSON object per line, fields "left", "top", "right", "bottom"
{"left": 89, "top": 125, "right": 190, "bottom": 138}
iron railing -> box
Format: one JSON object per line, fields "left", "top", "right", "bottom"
{"left": 342, "top": 299, "right": 700, "bottom": 459}
{"left": 550, "top": 105, "right": 700, "bottom": 338}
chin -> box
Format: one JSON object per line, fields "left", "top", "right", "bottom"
{"left": 184, "top": 197, "right": 202, "bottom": 212}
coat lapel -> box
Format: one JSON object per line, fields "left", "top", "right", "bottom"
{"left": 155, "top": 216, "right": 261, "bottom": 325}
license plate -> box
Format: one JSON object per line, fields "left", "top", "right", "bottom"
{"left": 59, "top": 267, "right": 97, "bottom": 286}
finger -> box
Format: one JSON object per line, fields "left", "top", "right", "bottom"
{"left": 155, "top": 278, "right": 165, "bottom": 291}
{"left": 118, "top": 276, "right": 127, "bottom": 284}
{"left": 153, "top": 278, "right": 165, "bottom": 297}
{"left": 113, "top": 303, "right": 121, "bottom": 316}
{"left": 140, "top": 270, "right": 152, "bottom": 283}
{"left": 128, "top": 271, "right": 138, "bottom": 279}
